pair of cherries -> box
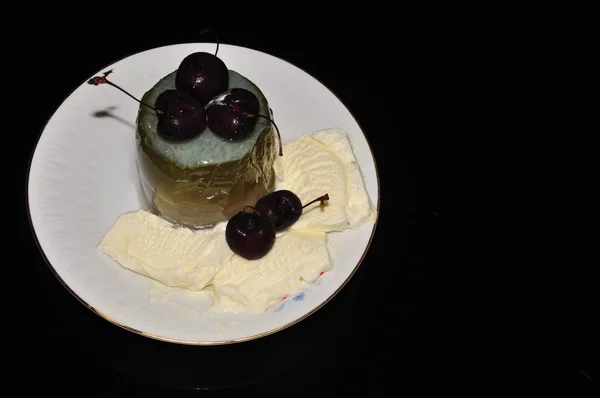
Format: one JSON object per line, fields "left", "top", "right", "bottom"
{"left": 226, "top": 190, "right": 329, "bottom": 260}
{"left": 155, "top": 84, "right": 261, "bottom": 143}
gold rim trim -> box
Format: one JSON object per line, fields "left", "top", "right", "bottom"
{"left": 26, "top": 43, "right": 381, "bottom": 346}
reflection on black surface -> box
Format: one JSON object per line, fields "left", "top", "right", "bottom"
{"left": 46, "top": 272, "right": 359, "bottom": 389}
{"left": 89, "top": 283, "right": 356, "bottom": 389}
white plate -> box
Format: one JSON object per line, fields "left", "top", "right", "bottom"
{"left": 27, "top": 43, "right": 380, "bottom": 345}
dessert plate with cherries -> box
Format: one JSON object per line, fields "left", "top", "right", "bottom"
{"left": 27, "top": 37, "right": 380, "bottom": 344}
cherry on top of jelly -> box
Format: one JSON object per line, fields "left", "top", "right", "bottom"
{"left": 175, "top": 52, "right": 229, "bottom": 105}
{"left": 154, "top": 89, "right": 207, "bottom": 142}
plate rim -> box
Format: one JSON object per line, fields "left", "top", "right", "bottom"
{"left": 26, "top": 42, "right": 381, "bottom": 345}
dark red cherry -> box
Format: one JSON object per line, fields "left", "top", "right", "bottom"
{"left": 225, "top": 206, "right": 276, "bottom": 260}
{"left": 206, "top": 88, "right": 259, "bottom": 141}
{"left": 206, "top": 89, "right": 284, "bottom": 155}
{"left": 154, "top": 90, "right": 206, "bottom": 142}
{"left": 255, "top": 190, "right": 330, "bottom": 231}
{"left": 206, "top": 105, "right": 254, "bottom": 141}
{"left": 175, "top": 52, "right": 229, "bottom": 105}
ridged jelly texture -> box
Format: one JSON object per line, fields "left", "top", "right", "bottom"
{"left": 138, "top": 70, "right": 270, "bottom": 169}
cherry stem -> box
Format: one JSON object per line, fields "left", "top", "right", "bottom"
{"left": 302, "top": 193, "right": 330, "bottom": 209}
{"left": 199, "top": 28, "right": 220, "bottom": 57}
{"left": 243, "top": 205, "right": 261, "bottom": 216}
{"left": 246, "top": 113, "right": 283, "bottom": 156}
{"left": 87, "top": 70, "right": 162, "bottom": 115}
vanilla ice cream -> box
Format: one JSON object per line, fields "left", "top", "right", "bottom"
{"left": 273, "top": 128, "right": 376, "bottom": 231}
{"left": 211, "top": 229, "right": 332, "bottom": 313}
{"left": 97, "top": 210, "right": 233, "bottom": 291}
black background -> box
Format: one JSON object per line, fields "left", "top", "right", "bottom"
{"left": 13, "top": 2, "right": 595, "bottom": 396}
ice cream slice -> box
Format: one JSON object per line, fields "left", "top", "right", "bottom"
{"left": 210, "top": 229, "right": 332, "bottom": 313}
{"left": 97, "top": 209, "right": 233, "bottom": 291}
{"left": 273, "top": 128, "right": 376, "bottom": 232}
